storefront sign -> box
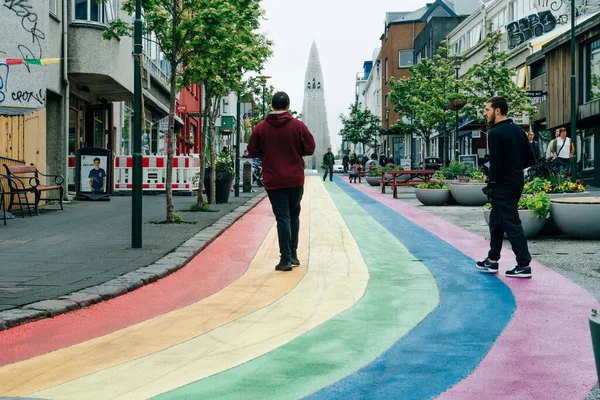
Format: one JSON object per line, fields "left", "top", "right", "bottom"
{"left": 459, "top": 154, "right": 478, "bottom": 168}
{"left": 472, "top": 130, "right": 481, "bottom": 139}
{"left": 75, "top": 148, "right": 112, "bottom": 201}
{"left": 176, "top": 104, "right": 187, "bottom": 113}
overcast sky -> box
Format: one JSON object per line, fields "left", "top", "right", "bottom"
{"left": 258, "top": 0, "right": 429, "bottom": 151}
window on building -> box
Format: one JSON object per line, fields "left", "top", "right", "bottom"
{"left": 467, "top": 23, "right": 483, "bottom": 49}
{"left": 385, "top": 57, "right": 389, "bottom": 82}
{"left": 491, "top": 9, "right": 506, "bottom": 31}
{"left": 452, "top": 36, "right": 465, "bottom": 55}
{"left": 530, "top": 60, "right": 546, "bottom": 80}
{"left": 515, "top": 64, "right": 528, "bottom": 89}
{"left": 509, "top": 0, "right": 529, "bottom": 21}
{"left": 586, "top": 38, "right": 600, "bottom": 102}
{"left": 223, "top": 98, "right": 229, "bottom": 114}
{"left": 399, "top": 50, "right": 414, "bottom": 68}
{"left": 74, "top": 0, "right": 117, "bottom": 23}
{"left": 50, "top": 0, "right": 57, "bottom": 15}
{"left": 416, "top": 51, "right": 422, "bottom": 64}
{"left": 376, "top": 61, "right": 380, "bottom": 79}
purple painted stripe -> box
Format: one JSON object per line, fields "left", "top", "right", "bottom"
{"left": 351, "top": 183, "right": 598, "bottom": 400}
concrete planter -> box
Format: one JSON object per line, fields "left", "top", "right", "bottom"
{"left": 449, "top": 182, "right": 488, "bottom": 206}
{"left": 483, "top": 209, "right": 547, "bottom": 238}
{"left": 365, "top": 176, "right": 381, "bottom": 186}
{"left": 550, "top": 196, "right": 600, "bottom": 239}
{"left": 415, "top": 188, "right": 451, "bottom": 206}
{"left": 539, "top": 192, "right": 591, "bottom": 235}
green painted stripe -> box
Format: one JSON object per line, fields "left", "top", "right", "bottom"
{"left": 155, "top": 183, "right": 439, "bottom": 400}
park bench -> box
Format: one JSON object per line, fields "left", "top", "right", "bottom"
{"left": 381, "top": 169, "right": 435, "bottom": 199}
{"left": 356, "top": 166, "right": 368, "bottom": 183}
{"left": 3, "top": 164, "right": 64, "bottom": 215}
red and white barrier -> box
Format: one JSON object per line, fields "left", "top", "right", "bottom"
{"left": 68, "top": 155, "right": 201, "bottom": 193}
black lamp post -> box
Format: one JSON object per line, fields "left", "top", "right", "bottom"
{"left": 132, "top": 0, "right": 143, "bottom": 248}
{"left": 570, "top": 0, "right": 577, "bottom": 180}
{"left": 451, "top": 56, "right": 464, "bottom": 161}
{"left": 257, "top": 75, "right": 271, "bottom": 121}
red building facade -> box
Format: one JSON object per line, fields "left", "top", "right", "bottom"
{"left": 176, "top": 83, "right": 202, "bottom": 156}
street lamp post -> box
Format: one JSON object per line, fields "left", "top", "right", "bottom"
{"left": 570, "top": 0, "right": 577, "bottom": 180}
{"left": 451, "top": 56, "right": 463, "bottom": 162}
{"left": 132, "top": 0, "right": 143, "bottom": 248}
{"left": 235, "top": 93, "right": 241, "bottom": 197}
{"left": 256, "top": 76, "right": 271, "bottom": 121}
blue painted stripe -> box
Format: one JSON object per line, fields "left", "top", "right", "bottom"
{"left": 307, "top": 177, "right": 515, "bottom": 400}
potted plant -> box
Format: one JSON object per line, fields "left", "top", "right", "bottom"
{"left": 366, "top": 167, "right": 382, "bottom": 186}
{"left": 550, "top": 196, "right": 600, "bottom": 239}
{"left": 204, "top": 151, "right": 235, "bottom": 203}
{"left": 415, "top": 180, "right": 451, "bottom": 206}
{"left": 447, "top": 93, "right": 468, "bottom": 111}
{"left": 483, "top": 191, "right": 550, "bottom": 238}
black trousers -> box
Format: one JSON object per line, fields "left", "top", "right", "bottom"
{"left": 267, "top": 186, "right": 304, "bottom": 262}
{"left": 488, "top": 182, "right": 532, "bottom": 267}
{"left": 323, "top": 165, "right": 333, "bottom": 181}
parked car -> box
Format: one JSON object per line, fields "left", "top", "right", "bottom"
{"left": 333, "top": 159, "right": 344, "bottom": 173}
{"left": 424, "top": 157, "right": 443, "bottom": 170}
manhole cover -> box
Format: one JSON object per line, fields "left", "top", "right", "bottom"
{"left": 0, "top": 239, "right": 32, "bottom": 245}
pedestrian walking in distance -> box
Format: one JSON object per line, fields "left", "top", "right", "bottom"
{"left": 247, "top": 91, "right": 316, "bottom": 272}
{"left": 477, "top": 96, "right": 535, "bottom": 278}
{"left": 323, "top": 147, "right": 334, "bottom": 181}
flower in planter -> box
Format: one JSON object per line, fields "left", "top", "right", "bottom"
{"left": 367, "top": 167, "right": 383, "bottom": 177}
{"left": 417, "top": 179, "right": 448, "bottom": 189}
{"left": 485, "top": 192, "right": 550, "bottom": 218}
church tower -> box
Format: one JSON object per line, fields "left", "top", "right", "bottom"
{"left": 302, "top": 42, "right": 331, "bottom": 170}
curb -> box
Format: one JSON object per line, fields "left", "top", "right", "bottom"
{"left": 0, "top": 192, "right": 268, "bottom": 332}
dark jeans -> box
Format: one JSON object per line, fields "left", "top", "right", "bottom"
{"left": 323, "top": 165, "right": 333, "bottom": 181}
{"left": 557, "top": 157, "right": 570, "bottom": 174}
{"left": 267, "top": 186, "right": 304, "bottom": 263}
{"left": 488, "top": 182, "right": 532, "bottom": 267}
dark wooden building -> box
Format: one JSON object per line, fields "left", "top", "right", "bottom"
{"left": 527, "top": 14, "right": 600, "bottom": 186}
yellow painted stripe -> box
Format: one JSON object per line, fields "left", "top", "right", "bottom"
{"left": 33, "top": 177, "right": 370, "bottom": 400}
{"left": 0, "top": 181, "right": 312, "bottom": 397}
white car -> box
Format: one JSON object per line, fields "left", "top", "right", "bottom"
{"left": 333, "top": 159, "right": 344, "bottom": 173}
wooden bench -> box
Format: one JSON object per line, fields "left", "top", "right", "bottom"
{"left": 3, "top": 164, "right": 64, "bottom": 215}
{"left": 381, "top": 169, "right": 435, "bottom": 199}
{"left": 356, "top": 166, "right": 368, "bottom": 183}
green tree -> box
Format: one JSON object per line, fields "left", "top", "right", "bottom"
{"left": 339, "top": 103, "right": 382, "bottom": 154}
{"left": 182, "top": 1, "right": 272, "bottom": 205}
{"left": 388, "top": 41, "right": 460, "bottom": 163}
{"left": 463, "top": 23, "right": 536, "bottom": 124}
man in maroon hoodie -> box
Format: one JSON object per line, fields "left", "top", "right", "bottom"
{"left": 247, "top": 92, "right": 316, "bottom": 272}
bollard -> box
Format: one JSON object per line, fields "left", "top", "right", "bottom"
{"left": 243, "top": 162, "right": 252, "bottom": 193}
{"left": 590, "top": 309, "right": 600, "bottom": 384}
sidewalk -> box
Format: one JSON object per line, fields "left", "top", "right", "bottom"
{"left": 0, "top": 188, "right": 265, "bottom": 329}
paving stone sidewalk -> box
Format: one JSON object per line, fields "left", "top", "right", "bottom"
{"left": 0, "top": 189, "right": 266, "bottom": 330}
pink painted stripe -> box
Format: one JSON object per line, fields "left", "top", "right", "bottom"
{"left": 350, "top": 182, "right": 598, "bottom": 400}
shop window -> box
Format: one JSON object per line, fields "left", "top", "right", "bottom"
{"left": 586, "top": 38, "right": 600, "bottom": 102}
{"left": 531, "top": 60, "right": 546, "bottom": 80}
{"left": 576, "top": 128, "right": 595, "bottom": 175}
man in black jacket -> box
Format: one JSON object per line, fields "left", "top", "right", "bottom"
{"left": 477, "top": 96, "right": 535, "bottom": 278}
{"left": 323, "top": 147, "right": 334, "bottom": 181}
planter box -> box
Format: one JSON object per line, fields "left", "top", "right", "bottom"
{"left": 449, "top": 182, "right": 488, "bottom": 206}
{"left": 365, "top": 176, "right": 381, "bottom": 186}
{"left": 415, "top": 188, "right": 450, "bottom": 206}
{"left": 538, "top": 192, "right": 591, "bottom": 235}
{"left": 484, "top": 209, "right": 547, "bottom": 239}
{"left": 550, "top": 196, "right": 600, "bottom": 239}
{"left": 204, "top": 178, "right": 234, "bottom": 204}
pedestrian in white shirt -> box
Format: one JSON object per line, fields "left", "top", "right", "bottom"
{"left": 551, "top": 127, "right": 575, "bottom": 174}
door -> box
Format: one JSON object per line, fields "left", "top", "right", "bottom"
{"left": 393, "top": 136, "right": 404, "bottom": 166}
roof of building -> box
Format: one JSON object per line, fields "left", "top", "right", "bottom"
{"left": 385, "top": 0, "right": 487, "bottom": 27}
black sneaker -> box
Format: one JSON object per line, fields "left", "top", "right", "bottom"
{"left": 275, "top": 260, "right": 292, "bottom": 272}
{"left": 291, "top": 256, "right": 300, "bottom": 267}
{"left": 505, "top": 265, "right": 532, "bottom": 278}
{"left": 476, "top": 258, "right": 499, "bottom": 274}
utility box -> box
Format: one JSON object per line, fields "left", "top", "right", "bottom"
{"left": 243, "top": 161, "right": 252, "bottom": 193}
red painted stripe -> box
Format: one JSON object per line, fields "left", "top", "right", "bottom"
{"left": 142, "top": 158, "right": 149, "bottom": 168}
{"left": 142, "top": 184, "right": 150, "bottom": 189}
{"left": 172, "top": 184, "right": 179, "bottom": 189}
{"left": 127, "top": 184, "right": 132, "bottom": 189}
{"left": 126, "top": 158, "right": 133, "bottom": 168}
{"left": 0, "top": 198, "right": 271, "bottom": 366}
{"left": 157, "top": 158, "right": 165, "bottom": 168}
{"left": 157, "top": 184, "right": 165, "bottom": 189}
{"left": 68, "top": 157, "right": 75, "bottom": 168}
{"left": 173, "top": 158, "right": 179, "bottom": 168}
{"left": 185, "top": 158, "right": 190, "bottom": 168}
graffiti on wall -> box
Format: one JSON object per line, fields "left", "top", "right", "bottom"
{"left": 506, "top": 0, "right": 600, "bottom": 50}
{"left": 0, "top": 0, "right": 47, "bottom": 112}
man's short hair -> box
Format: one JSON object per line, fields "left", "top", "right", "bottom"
{"left": 487, "top": 96, "right": 509, "bottom": 116}
{"left": 94, "top": 157, "right": 101, "bottom": 163}
{"left": 271, "top": 92, "right": 290, "bottom": 111}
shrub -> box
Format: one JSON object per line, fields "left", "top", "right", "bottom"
{"left": 417, "top": 179, "right": 448, "bottom": 189}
